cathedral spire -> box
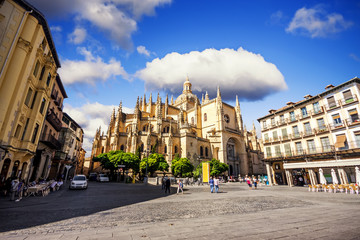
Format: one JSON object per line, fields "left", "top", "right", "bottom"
{"left": 202, "top": 94, "right": 204, "bottom": 104}
{"left": 205, "top": 91, "right": 209, "bottom": 102}
{"left": 165, "top": 94, "right": 169, "bottom": 104}
{"left": 143, "top": 94, "right": 146, "bottom": 110}
{"left": 157, "top": 92, "right": 161, "bottom": 103}
{"left": 217, "top": 86, "right": 222, "bottom": 101}
{"left": 183, "top": 76, "right": 192, "bottom": 94}
{"left": 171, "top": 95, "right": 174, "bottom": 105}
{"left": 134, "top": 96, "right": 139, "bottom": 114}
{"left": 149, "top": 93, "right": 152, "bottom": 103}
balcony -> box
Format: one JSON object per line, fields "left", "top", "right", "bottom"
{"left": 324, "top": 101, "right": 340, "bottom": 111}
{"left": 40, "top": 134, "right": 61, "bottom": 150}
{"left": 46, "top": 109, "right": 62, "bottom": 131}
{"left": 314, "top": 125, "right": 329, "bottom": 134}
{"left": 340, "top": 94, "right": 358, "bottom": 106}
{"left": 303, "top": 129, "right": 315, "bottom": 137}
{"left": 290, "top": 132, "right": 302, "bottom": 140}
{"left": 329, "top": 122, "right": 346, "bottom": 131}
{"left": 310, "top": 108, "right": 324, "bottom": 116}
{"left": 277, "top": 119, "right": 287, "bottom": 126}
{"left": 345, "top": 117, "right": 360, "bottom": 127}
{"left": 298, "top": 113, "right": 310, "bottom": 120}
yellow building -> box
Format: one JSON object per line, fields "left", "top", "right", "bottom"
{"left": 258, "top": 77, "right": 360, "bottom": 186}
{"left": 92, "top": 78, "right": 264, "bottom": 176}
{"left": 0, "top": 0, "right": 61, "bottom": 184}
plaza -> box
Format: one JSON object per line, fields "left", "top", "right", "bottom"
{"left": 0, "top": 182, "right": 359, "bottom": 239}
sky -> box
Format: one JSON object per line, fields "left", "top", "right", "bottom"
{"left": 27, "top": 0, "right": 360, "bottom": 157}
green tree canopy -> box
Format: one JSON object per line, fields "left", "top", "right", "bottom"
{"left": 140, "top": 153, "right": 169, "bottom": 176}
{"left": 209, "top": 158, "right": 229, "bottom": 176}
{"left": 171, "top": 156, "right": 194, "bottom": 177}
{"left": 93, "top": 150, "right": 140, "bottom": 173}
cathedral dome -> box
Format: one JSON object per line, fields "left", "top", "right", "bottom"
{"left": 174, "top": 77, "right": 200, "bottom": 105}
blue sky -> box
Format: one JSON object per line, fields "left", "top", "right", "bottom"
{"left": 28, "top": 0, "right": 360, "bottom": 155}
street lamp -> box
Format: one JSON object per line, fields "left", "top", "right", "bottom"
{"left": 145, "top": 146, "right": 150, "bottom": 184}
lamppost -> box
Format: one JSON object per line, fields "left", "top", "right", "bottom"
{"left": 145, "top": 146, "right": 149, "bottom": 184}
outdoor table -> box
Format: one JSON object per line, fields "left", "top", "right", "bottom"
{"left": 27, "top": 184, "right": 47, "bottom": 196}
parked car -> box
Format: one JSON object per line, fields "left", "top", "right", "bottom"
{"left": 97, "top": 174, "right": 109, "bottom": 182}
{"left": 89, "top": 172, "right": 97, "bottom": 181}
{"left": 69, "top": 175, "right": 88, "bottom": 190}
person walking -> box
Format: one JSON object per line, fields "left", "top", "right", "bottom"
{"left": 15, "top": 180, "right": 24, "bottom": 202}
{"left": 214, "top": 176, "right": 219, "bottom": 193}
{"left": 10, "top": 178, "right": 19, "bottom": 201}
{"left": 161, "top": 176, "right": 165, "bottom": 189}
{"left": 209, "top": 177, "right": 214, "bottom": 193}
{"left": 253, "top": 176, "right": 258, "bottom": 190}
{"left": 246, "top": 177, "right": 252, "bottom": 190}
{"left": 177, "top": 179, "right": 183, "bottom": 194}
{"left": 165, "top": 177, "right": 171, "bottom": 194}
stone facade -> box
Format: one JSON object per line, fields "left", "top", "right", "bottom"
{"left": 92, "top": 78, "right": 264, "bottom": 176}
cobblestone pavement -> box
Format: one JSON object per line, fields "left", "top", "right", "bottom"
{"left": 0, "top": 182, "right": 359, "bottom": 239}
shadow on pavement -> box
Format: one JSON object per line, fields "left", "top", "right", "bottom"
{"left": 0, "top": 182, "right": 177, "bottom": 232}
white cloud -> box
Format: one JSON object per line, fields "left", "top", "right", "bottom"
{"left": 135, "top": 47, "right": 287, "bottom": 101}
{"left": 137, "top": 45, "right": 151, "bottom": 57}
{"left": 50, "top": 26, "right": 62, "bottom": 32}
{"left": 28, "top": 0, "right": 172, "bottom": 49}
{"left": 68, "top": 27, "right": 87, "bottom": 44}
{"left": 58, "top": 47, "right": 128, "bottom": 85}
{"left": 286, "top": 6, "right": 352, "bottom": 38}
{"left": 64, "top": 102, "right": 132, "bottom": 157}
{"left": 350, "top": 53, "right": 360, "bottom": 62}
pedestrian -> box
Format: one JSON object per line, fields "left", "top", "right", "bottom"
{"left": 161, "top": 176, "right": 165, "bottom": 189}
{"left": 253, "top": 176, "right": 258, "bottom": 190}
{"left": 246, "top": 177, "right": 252, "bottom": 190}
{"left": 209, "top": 177, "right": 214, "bottom": 193}
{"left": 10, "top": 178, "right": 19, "bottom": 201}
{"left": 214, "top": 176, "right": 219, "bottom": 193}
{"left": 165, "top": 177, "right": 171, "bottom": 194}
{"left": 15, "top": 180, "right": 24, "bottom": 202}
{"left": 177, "top": 179, "right": 183, "bottom": 194}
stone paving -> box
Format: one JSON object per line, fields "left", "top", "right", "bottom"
{"left": 0, "top": 182, "right": 359, "bottom": 239}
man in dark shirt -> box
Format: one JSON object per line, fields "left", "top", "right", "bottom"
{"left": 165, "top": 177, "right": 171, "bottom": 194}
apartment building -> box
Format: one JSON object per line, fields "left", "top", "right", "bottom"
{"left": 29, "top": 75, "right": 67, "bottom": 181}
{"left": 258, "top": 77, "right": 360, "bottom": 186}
{"left": 0, "top": 0, "right": 61, "bottom": 184}
{"left": 53, "top": 113, "right": 84, "bottom": 180}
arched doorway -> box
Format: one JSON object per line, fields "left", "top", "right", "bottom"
{"left": 20, "top": 162, "right": 28, "bottom": 181}
{"left": 226, "top": 138, "right": 240, "bottom": 176}
{"left": 11, "top": 160, "right": 20, "bottom": 178}
{"left": 0, "top": 158, "right": 11, "bottom": 182}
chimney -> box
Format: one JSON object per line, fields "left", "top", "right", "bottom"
{"left": 325, "top": 84, "right": 334, "bottom": 90}
{"left": 286, "top": 102, "right": 294, "bottom": 106}
{"left": 269, "top": 109, "right": 276, "bottom": 114}
{"left": 304, "top": 94, "right": 312, "bottom": 100}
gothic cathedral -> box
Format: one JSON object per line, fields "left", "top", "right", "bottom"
{"left": 91, "top": 78, "right": 264, "bottom": 176}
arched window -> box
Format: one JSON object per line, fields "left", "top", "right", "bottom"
{"left": 205, "top": 147, "right": 208, "bottom": 157}
{"left": 174, "top": 145, "right": 178, "bottom": 153}
{"left": 164, "top": 145, "right": 167, "bottom": 154}
{"left": 204, "top": 113, "right": 207, "bottom": 121}
{"left": 140, "top": 144, "right": 144, "bottom": 152}
{"left": 101, "top": 147, "right": 104, "bottom": 153}
{"left": 120, "top": 145, "right": 124, "bottom": 151}
{"left": 200, "top": 146, "right": 204, "bottom": 156}
{"left": 167, "top": 126, "right": 170, "bottom": 133}
{"left": 143, "top": 125, "right": 147, "bottom": 131}
{"left": 39, "top": 66, "right": 45, "bottom": 80}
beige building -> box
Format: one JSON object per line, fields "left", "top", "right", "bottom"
{"left": 0, "top": 0, "right": 61, "bottom": 184}
{"left": 28, "top": 75, "right": 67, "bottom": 181}
{"left": 258, "top": 77, "right": 360, "bottom": 186}
{"left": 54, "top": 113, "right": 84, "bottom": 180}
{"left": 92, "top": 78, "right": 264, "bottom": 176}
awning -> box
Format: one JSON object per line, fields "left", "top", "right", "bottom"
{"left": 349, "top": 109, "right": 358, "bottom": 115}
{"left": 334, "top": 135, "right": 346, "bottom": 148}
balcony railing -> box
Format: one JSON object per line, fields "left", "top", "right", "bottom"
{"left": 46, "top": 109, "right": 62, "bottom": 131}
{"left": 40, "top": 134, "right": 61, "bottom": 150}
{"left": 329, "top": 121, "right": 346, "bottom": 131}
{"left": 314, "top": 125, "right": 329, "bottom": 134}
{"left": 340, "top": 94, "right": 358, "bottom": 106}
{"left": 345, "top": 117, "right": 360, "bottom": 126}
{"left": 265, "top": 140, "right": 360, "bottom": 160}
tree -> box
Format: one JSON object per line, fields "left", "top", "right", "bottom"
{"left": 171, "top": 156, "right": 194, "bottom": 177}
{"left": 209, "top": 158, "right": 228, "bottom": 176}
{"left": 192, "top": 159, "right": 228, "bottom": 178}
{"left": 140, "top": 153, "right": 169, "bottom": 176}
{"left": 93, "top": 150, "right": 140, "bottom": 174}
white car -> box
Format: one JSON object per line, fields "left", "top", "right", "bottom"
{"left": 97, "top": 174, "right": 109, "bottom": 182}
{"left": 69, "top": 175, "right": 88, "bottom": 189}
